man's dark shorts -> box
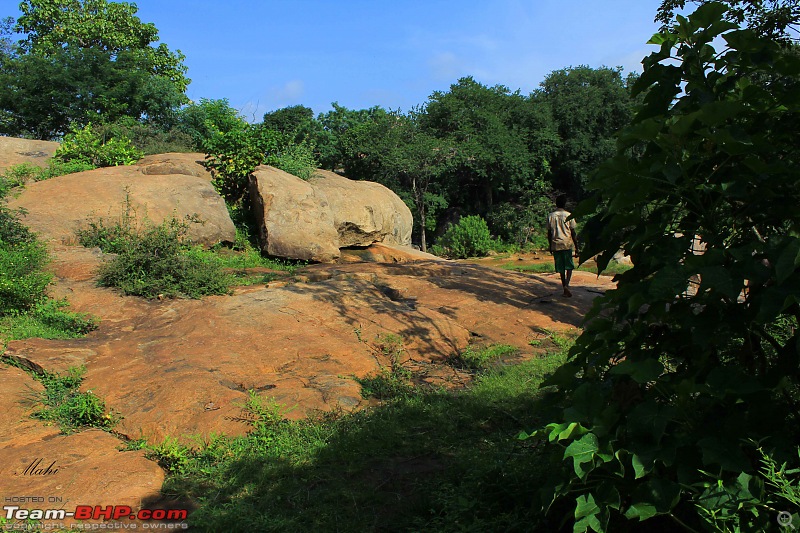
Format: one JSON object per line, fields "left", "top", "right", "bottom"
{"left": 552, "top": 249, "right": 575, "bottom": 274}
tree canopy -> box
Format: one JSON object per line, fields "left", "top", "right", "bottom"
{"left": 0, "top": 0, "right": 189, "bottom": 139}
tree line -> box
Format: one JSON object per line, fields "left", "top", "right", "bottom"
{"left": 0, "top": 0, "right": 641, "bottom": 253}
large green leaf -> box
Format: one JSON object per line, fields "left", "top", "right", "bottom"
{"left": 564, "top": 433, "right": 600, "bottom": 480}
{"left": 610, "top": 358, "right": 664, "bottom": 384}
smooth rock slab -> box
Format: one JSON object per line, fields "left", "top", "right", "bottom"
{"left": 8, "top": 155, "right": 235, "bottom": 247}
{"left": 0, "top": 366, "right": 166, "bottom": 526}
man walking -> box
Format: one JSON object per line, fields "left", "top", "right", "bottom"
{"left": 547, "top": 195, "right": 580, "bottom": 297}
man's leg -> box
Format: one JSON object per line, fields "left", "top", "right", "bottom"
{"left": 554, "top": 250, "right": 572, "bottom": 297}
{"left": 564, "top": 269, "right": 573, "bottom": 297}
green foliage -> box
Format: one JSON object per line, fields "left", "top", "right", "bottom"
{"left": 421, "top": 76, "right": 557, "bottom": 218}
{"left": 0, "top": 299, "right": 96, "bottom": 340}
{"left": 262, "top": 104, "right": 316, "bottom": 144}
{"left": 452, "top": 343, "right": 518, "bottom": 370}
{"left": 0, "top": 160, "right": 96, "bottom": 192}
{"left": 656, "top": 0, "right": 800, "bottom": 41}
{"left": 487, "top": 192, "right": 553, "bottom": 248}
{"left": 202, "top": 122, "right": 318, "bottom": 204}
{"left": 1, "top": 0, "right": 189, "bottom": 139}
{"left": 0, "top": 197, "right": 96, "bottom": 340}
{"left": 93, "top": 117, "right": 194, "bottom": 155}
{"left": 149, "top": 437, "right": 192, "bottom": 474}
{"left": 436, "top": 215, "right": 494, "bottom": 259}
{"left": 76, "top": 192, "right": 139, "bottom": 253}
{"left": 534, "top": 66, "right": 636, "bottom": 197}
{"left": 0, "top": 208, "right": 50, "bottom": 314}
{"left": 356, "top": 332, "right": 415, "bottom": 400}
{"left": 177, "top": 98, "right": 245, "bottom": 151}
{"left": 317, "top": 102, "right": 388, "bottom": 171}
{"left": 342, "top": 109, "right": 454, "bottom": 251}
{"left": 0, "top": 162, "right": 39, "bottom": 188}
{"left": 24, "top": 365, "right": 117, "bottom": 433}
{"left": 530, "top": 4, "right": 800, "bottom": 531}
{"left": 55, "top": 123, "right": 143, "bottom": 166}
{"left": 79, "top": 209, "right": 232, "bottom": 299}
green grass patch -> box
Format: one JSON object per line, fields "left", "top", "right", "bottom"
{"left": 0, "top": 161, "right": 96, "bottom": 192}
{"left": 500, "top": 259, "right": 632, "bottom": 276}
{"left": 451, "top": 342, "right": 519, "bottom": 370}
{"left": 0, "top": 199, "right": 97, "bottom": 341}
{"left": 0, "top": 300, "right": 97, "bottom": 341}
{"left": 1, "top": 362, "right": 118, "bottom": 434}
{"left": 152, "top": 344, "right": 572, "bottom": 532}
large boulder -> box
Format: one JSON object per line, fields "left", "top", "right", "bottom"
{"left": 249, "top": 166, "right": 413, "bottom": 262}
{"left": 8, "top": 154, "right": 235, "bottom": 247}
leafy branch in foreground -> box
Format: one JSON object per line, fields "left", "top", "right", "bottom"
{"left": 526, "top": 3, "right": 800, "bottom": 532}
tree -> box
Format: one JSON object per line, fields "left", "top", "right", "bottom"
{"left": 317, "top": 102, "right": 388, "bottom": 171}
{"left": 0, "top": 0, "right": 189, "bottom": 139}
{"left": 533, "top": 66, "right": 635, "bottom": 198}
{"left": 177, "top": 98, "right": 246, "bottom": 150}
{"left": 656, "top": 0, "right": 800, "bottom": 40}
{"left": 530, "top": 3, "right": 800, "bottom": 531}
{"left": 420, "top": 77, "right": 552, "bottom": 218}
{"left": 342, "top": 110, "right": 453, "bottom": 252}
{"left": 263, "top": 105, "right": 315, "bottom": 137}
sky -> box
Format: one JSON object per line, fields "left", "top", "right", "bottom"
{"left": 10, "top": 0, "right": 668, "bottom": 120}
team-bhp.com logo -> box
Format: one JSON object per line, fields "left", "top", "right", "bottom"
{"left": 4, "top": 505, "right": 188, "bottom": 521}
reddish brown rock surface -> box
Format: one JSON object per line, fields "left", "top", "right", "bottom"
{"left": 0, "top": 137, "right": 59, "bottom": 173}
{"left": 7, "top": 155, "right": 235, "bottom": 247}
{"left": 0, "top": 365, "right": 166, "bottom": 527}
{"left": 0, "top": 163, "right": 615, "bottom": 525}
{"left": 4, "top": 246, "right": 613, "bottom": 446}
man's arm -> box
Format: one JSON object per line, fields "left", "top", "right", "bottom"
{"left": 570, "top": 221, "right": 580, "bottom": 258}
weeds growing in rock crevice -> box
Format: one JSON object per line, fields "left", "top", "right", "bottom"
{"left": 2, "top": 358, "right": 117, "bottom": 434}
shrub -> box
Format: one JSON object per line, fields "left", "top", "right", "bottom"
{"left": 86, "top": 215, "right": 232, "bottom": 299}
{"left": 0, "top": 162, "right": 39, "bottom": 189}
{"left": 55, "top": 123, "right": 144, "bottom": 167}
{"left": 0, "top": 160, "right": 97, "bottom": 194}
{"left": 0, "top": 204, "right": 50, "bottom": 315}
{"left": 436, "top": 215, "right": 493, "bottom": 259}
{"left": 93, "top": 118, "right": 194, "bottom": 155}
{"left": 203, "top": 123, "right": 318, "bottom": 204}
{"left": 487, "top": 193, "right": 552, "bottom": 249}
{"left": 76, "top": 194, "right": 139, "bottom": 254}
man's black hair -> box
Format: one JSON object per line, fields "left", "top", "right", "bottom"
{"left": 556, "top": 194, "right": 568, "bottom": 208}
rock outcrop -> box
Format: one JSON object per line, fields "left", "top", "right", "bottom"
{"left": 0, "top": 137, "right": 59, "bottom": 173}
{"left": 249, "top": 166, "right": 413, "bottom": 262}
{"left": 8, "top": 154, "right": 235, "bottom": 247}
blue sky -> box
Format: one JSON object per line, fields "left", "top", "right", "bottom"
{"left": 17, "top": 0, "right": 668, "bottom": 119}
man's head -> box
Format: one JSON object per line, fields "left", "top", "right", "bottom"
{"left": 556, "top": 194, "right": 567, "bottom": 209}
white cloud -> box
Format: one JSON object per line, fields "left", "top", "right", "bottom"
{"left": 428, "top": 52, "right": 464, "bottom": 81}
{"left": 272, "top": 79, "right": 305, "bottom": 102}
